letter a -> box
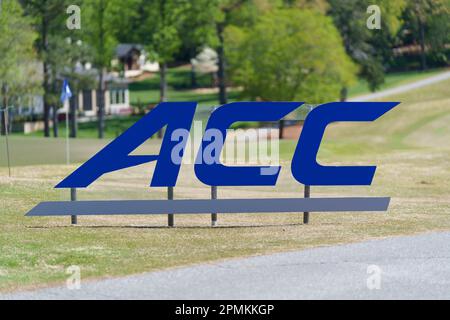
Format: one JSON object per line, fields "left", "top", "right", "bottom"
{"left": 56, "top": 102, "right": 197, "bottom": 188}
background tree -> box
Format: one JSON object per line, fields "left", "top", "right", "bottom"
{"left": 283, "top": 0, "right": 328, "bottom": 12}
{"left": 118, "top": 0, "right": 189, "bottom": 138}
{"left": 44, "top": 34, "right": 73, "bottom": 138}
{"left": 185, "top": 0, "right": 275, "bottom": 105}
{"left": 20, "top": 0, "right": 72, "bottom": 137}
{"left": 46, "top": 35, "right": 93, "bottom": 138}
{"left": 226, "top": 9, "right": 357, "bottom": 137}
{"left": 403, "top": 0, "right": 449, "bottom": 70}
{"left": 83, "top": 0, "right": 117, "bottom": 139}
{"left": 327, "top": 0, "right": 406, "bottom": 100}
{"left": 185, "top": 0, "right": 328, "bottom": 105}
{"left": 141, "top": 0, "right": 189, "bottom": 105}
{"left": 425, "top": 0, "right": 450, "bottom": 65}
{"left": 64, "top": 39, "right": 95, "bottom": 139}
{"left": 0, "top": 0, "right": 39, "bottom": 135}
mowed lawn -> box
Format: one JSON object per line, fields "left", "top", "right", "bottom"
{"left": 0, "top": 79, "right": 450, "bottom": 292}
{"left": 21, "top": 67, "right": 448, "bottom": 139}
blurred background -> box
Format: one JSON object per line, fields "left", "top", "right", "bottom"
{"left": 0, "top": 0, "right": 448, "bottom": 144}
{"left": 1, "top": 0, "right": 450, "bottom": 292}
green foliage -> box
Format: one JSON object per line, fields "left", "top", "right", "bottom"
{"left": 0, "top": 0, "right": 40, "bottom": 97}
{"left": 328, "top": 0, "right": 407, "bottom": 92}
{"left": 21, "top": 0, "right": 93, "bottom": 107}
{"left": 107, "top": 0, "right": 143, "bottom": 44}
{"left": 283, "top": 0, "right": 329, "bottom": 13}
{"left": 130, "top": 67, "right": 214, "bottom": 91}
{"left": 407, "top": 0, "right": 448, "bottom": 23}
{"left": 226, "top": 9, "right": 357, "bottom": 103}
{"left": 131, "top": 0, "right": 190, "bottom": 64}
{"left": 20, "top": 0, "right": 74, "bottom": 52}
{"left": 82, "top": 0, "right": 118, "bottom": 70}
{"left": 183, "top": 0, "right": 275, "bottom": 49}
{"left": 128, "top": 65, "right": 244, "bottom": 116}
{"left": 405, "top": 0, "right": 450, "bottom": 49}
{"left": 377, "top": 0, "right": 407, "bottom": 36}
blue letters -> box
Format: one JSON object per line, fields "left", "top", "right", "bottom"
{"left": 195, "top": 102, "right": 302, "bottom": 186}
{"left": 291, "top": 102, "right": 399, "bottom": 186}
{"left": 56, "top": 101, "right": 398, "bottom": 189}
{"left": 56, "top": 102, "right": 197, "bottom": 188}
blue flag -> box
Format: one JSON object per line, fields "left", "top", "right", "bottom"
{"left": 60, "top": 79, "right": 73, "bottom": 103}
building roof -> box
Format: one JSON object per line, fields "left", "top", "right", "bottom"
{"left": 115, "top": 44, "right": 144, "bottom": 58}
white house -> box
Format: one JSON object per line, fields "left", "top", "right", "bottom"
{"left": 113, "top": 44, "right": 160, "bottom": 79}
{"left": 59, "top": 76, "right": 131, "bottom": 117}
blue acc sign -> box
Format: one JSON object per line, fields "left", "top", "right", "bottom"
{"left": 26, "top": 101, "right": 400, "bottom": 218}
{"left": 56, "top": 101, "right": 399, "bottom": 189}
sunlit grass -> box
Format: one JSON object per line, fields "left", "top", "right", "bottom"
{"left": 0, "top": 79, "right": 449, "bottom": 292}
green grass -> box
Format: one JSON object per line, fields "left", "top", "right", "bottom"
{"left": 1, "top": 78, "right": 450, "bottom": 292}
{"left": 130, "top": 65, "right": 214, "bottom": 91}
{"left": 129, "top": 65, "right": 240, "bottom": 109}
{"left": 347, "top": 68, "right": 447, "bottom": 97}
{"left": 18, "top": 67, "right": 448, "bottom": 139}
{"left": 130, "top": 88, "right": 241, "bottom": 109}
{"left": 23, "top": 116, "right": 143, "bottom": 140}
{"left": 132, "top": 66, "right": 448, "bottom": 105}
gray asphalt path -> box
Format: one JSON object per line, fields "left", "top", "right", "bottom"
{"left": 2, "top": 71, "right": 450, "bottom": 300}
{"left": 2, "top": 231, "right": 450, "bottom": 300}
{"left": 349, "top": 70, "right": 450, "bottom": 101}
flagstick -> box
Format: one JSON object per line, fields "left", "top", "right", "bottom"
{"left": 2, "top": 108, "right": 11, "bottom": 177}
{"left": 65, "top": 100, "right": 70, "bottom": 165}
{"left": 61, "top": 80, "right": 76, "bottom": 225}
{"left": 65, "top": 102, "right": 74, "bottom": 224}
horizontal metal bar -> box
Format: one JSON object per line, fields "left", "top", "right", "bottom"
{"left": 26, "top": 197, "right": 390, "bottom": 217}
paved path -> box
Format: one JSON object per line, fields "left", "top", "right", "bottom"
{"left": 3, "top": 71, "right": 450, "bottom": 300}
{"left": 349, "top": 70, "right": 450, "bottom": 101}
{"left": 2, "top": 232, "right": 450, "bottom": 300}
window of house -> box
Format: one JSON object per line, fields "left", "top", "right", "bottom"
{"left": 109, "top": 89, "right": 126, "bottom": 105}
{"left": 83, "top": 90, "right": 93, "bottom": 111}
{"left": 116, "top": 90, "right": 121, "bottom": 104}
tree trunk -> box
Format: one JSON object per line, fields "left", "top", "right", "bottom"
{"left": 97, "top": 0, "right": 106, "bottom": 139}
{"left": 278, "top": 120, "right": 285, "bottom": 140}
{"left": 190, "top": 47, "right": 197, "bottom": 88}
{"left": 98, "top": 70, "right": 105, "bottom": 139}
{"left": 8, "top": 108, "right": 13, "bottom": 134}
{"left": 1, "top": 84, "right": 7, "bottom": 136}
{"left": 160, "top": 62, "right": 168, "bottom": 102}
{"left": 158, "top": 62, "right": 168, "bottom": 139}
{"left": 52, "top": 106, "right": 58, "bottom": 138}
{"left": 216, "top": 23, "right": 227, "bottom": 105}
{"left": 43, "top": 100, "right": 51, "bottom": 137}
{"left": 42, "top": 9, "right": 50, "bottom": 138}
{"left": 0, "top": 111, "right": 5, "bottom": 136}
{"left": 1, "top": 84, "right": 11, "bottom": 177}
{"left": 69, "top": 92, "right": 78, "bottom": 138}
{"left": 340, "top": 87, "right": 348, "bottom": 102}
{"left": 418, "top": 18, "right": 427, "bottom": 71}
{"left": 191, "top": 67, "right": 197, "bottom": 88}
